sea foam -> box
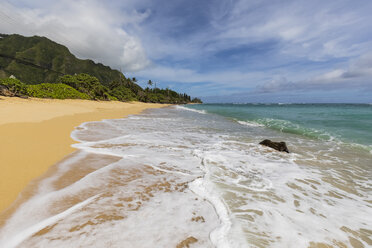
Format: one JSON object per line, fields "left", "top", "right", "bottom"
{"left": 176, "top": 105, "right": 207, "bottom": 114}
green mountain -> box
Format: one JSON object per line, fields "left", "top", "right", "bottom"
{"left": 0, "top": 33, "right": 202, "bottom": 104}
{"left": 0, "top": 33, "right": 124, "bottom": 85}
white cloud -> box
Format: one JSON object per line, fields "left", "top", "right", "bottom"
{"left": 133, "top": 64, "right": 266, "bottom": 88}
{"left": 213, "top": 0, "right": 372, "bottom": 61}
{"left": 127, "top": 0, "right": 372, "bottom": 97}
{"left": 0, "top": 0, "right": 150, "bottom": 71}
{"left": 258, "top": 53, "right": 372, "bottom": 93}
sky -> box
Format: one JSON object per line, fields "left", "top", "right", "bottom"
{"left": 0, "top": 0, "right": 372, "bottom": 103}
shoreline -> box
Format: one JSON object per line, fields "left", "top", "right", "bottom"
{"left": 0, "top": 96, "right": 169, "bottom": 214}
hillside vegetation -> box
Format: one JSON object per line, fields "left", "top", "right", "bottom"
{"left": 0, "top": 34, "right": 202, "bottom": 104}
{"left": 0, "top": 34, "right": 122, "bottom": 85}
{"left": 27, "top": 83, "right": 90, "bottom": 100}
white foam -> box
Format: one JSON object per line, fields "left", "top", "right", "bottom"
{"left": 190, "top": 178, "right": 232, "bottom": 248}
{"left": 37, "top": 151, "right": 89, "bottom": 195}
{"left": 236, "top": 120, "right": 265, "bottom": 127}
{"left": 0, "top": 194, "right": 100, "bottom": 248}
{"left": 175, "top": 105, "right": 207, "bottom": 114}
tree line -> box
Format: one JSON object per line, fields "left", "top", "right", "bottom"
{"left": 0, "top": 73, "right": 202, "bottom": 104}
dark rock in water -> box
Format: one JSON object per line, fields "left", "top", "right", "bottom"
{"left": 0, "top": 85, "right": 15, "bottom": 97}
{"left": 259, "top": 139, "right": 289, "bottom": 153}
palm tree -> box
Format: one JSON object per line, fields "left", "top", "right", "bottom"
{"left": 147, "top": 80, "right": 153, "bottom": 88}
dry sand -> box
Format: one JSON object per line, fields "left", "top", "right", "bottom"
{"left": 0, "top": 96, "right": 169, "bottom": 213}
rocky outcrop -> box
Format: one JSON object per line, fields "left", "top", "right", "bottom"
{"left": 0, "top": 85, "right": 15, "bottom": 97}
{"left": 259, "top": 139, "right": 289, "bottom": 153}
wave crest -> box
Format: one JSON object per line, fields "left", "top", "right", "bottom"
{"left": 175, "top": 105, "right": 207, "bottom": 114}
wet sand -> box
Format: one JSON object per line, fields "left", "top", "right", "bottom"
{"left": 0, "top": 96, "right": 169, "bottom": 213}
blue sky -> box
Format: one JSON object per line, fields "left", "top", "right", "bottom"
{"left": 1, "top": 0, "right": 372, "bottom": 102}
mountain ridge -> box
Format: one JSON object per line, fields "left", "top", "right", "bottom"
{"left": 0, "top": 33, "right": 124, "bottom": 85}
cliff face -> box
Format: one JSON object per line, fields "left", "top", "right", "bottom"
{"left": 0, "top": 34, "right": 123, "bottom": 85}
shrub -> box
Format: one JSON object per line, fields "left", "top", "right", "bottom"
{"left": 109, "top": 86, "right": 137, "bottom": 101}
{"left": 27, "top": 83, "right": 91, "bottom": 99}
{"left": 107, "top": 95, "right": 118, "bottom": 101}
{"left": 191, "top": 97, "right": 202, "bottom": 103}
{"left": 0, "top": 78, "right": 28, "bottom": 96}
{"left": 59, "top": 73, "right": 112, "bottom": 100}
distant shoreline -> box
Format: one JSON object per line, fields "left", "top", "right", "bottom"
{"left": 0, "top": 96, "right": 169, "bottom": 215}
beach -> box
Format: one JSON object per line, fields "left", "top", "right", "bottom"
{"left": 0, "top": 102, "right": 371, "bottom": 247}
{"left": 0, "top": 102, "right": 221, "bottom": 248}
{"left": 0, "top": 96, "right": 168, "bottom": 215}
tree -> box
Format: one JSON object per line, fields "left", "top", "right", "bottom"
{"left": 147, "top": 80, "right": 153, "bottom": 88}
{"left": 0, "top": 78, "right": 28, "bottom": 96}
{"left": 59, "top": 73, "right": 110, "bottom": 100}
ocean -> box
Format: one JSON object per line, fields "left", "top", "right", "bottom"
{"left": 0, "top": 104, "right": 371, "bottom": 247}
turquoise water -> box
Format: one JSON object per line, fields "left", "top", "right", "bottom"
{"left": 187, "top": 103, "right": 372, "bottom": 147}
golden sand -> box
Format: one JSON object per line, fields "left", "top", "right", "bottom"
{"left": 0, "top": 96, "right": 169, "bottom": 213}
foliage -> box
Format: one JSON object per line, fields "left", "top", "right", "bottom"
{"left": 109, "top": 85, "right": 137, "bottom": 101}
{"left": 191, "top": 97, "right": 202, "bottom": 103}
{"left": 139, "top": 87, "right": 201, "bottom": 104}
{"left": 59, "top": 73, "right": 112, "bottom": 100}
{"left": 27, "top": 83, "right": 91, "bottom": 99}
{"left": 0, "top": 34, "right": 123, "bottom": 85}
{"left": 0, "top": 77, "right": 28, "bottom": 95}
{"left": 0, "top": 74, "right": 202, "bottom": 103}
{"left": 107, "top": 95, "right": 118, "bottom": 101}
